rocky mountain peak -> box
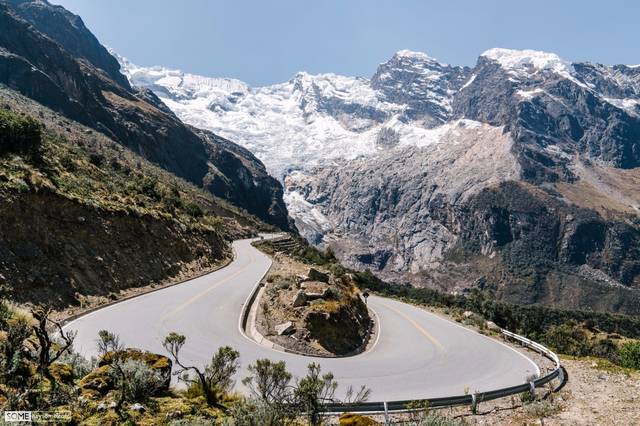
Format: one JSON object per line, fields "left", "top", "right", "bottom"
{"left": 371, "top": 49, "right": 470, "bottom": 125}
{"left": 3, "top": 0, "right": 130, "bottom": 88}
{"left": 393, "top": 49, "right": 438, "bottom": 61}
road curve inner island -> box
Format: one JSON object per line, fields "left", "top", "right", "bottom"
{"left": 65, "top": 237, "right": 539, "bottom": 401}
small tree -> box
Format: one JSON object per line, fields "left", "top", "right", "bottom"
{"left": 0, "top": 307, "right": 32, "bottom": 390}
{"left": 243, "top": 359, "right": 293, "bottom": 404}
{"left": 294, "top": 363, "right": 338, "bottom": 426}
{"left": 163, "top": 332, "right": 239, "bottom": 409}
{"left": 241, "top": 359, "right": 295, "bottom": 424}
{"left": 31, "top": 307, "right": 76, "bottom": 390}
{"left": 97, "top": 329, "right": 123, "bottom": 356}
{"left": 96, "top": 330, "right": 128, "bottom": 418}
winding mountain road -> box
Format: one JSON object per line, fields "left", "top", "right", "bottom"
{"left": 65, "top": 237, "right": 538, "bottom": 401}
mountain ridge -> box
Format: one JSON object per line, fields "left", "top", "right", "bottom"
{"left": 0, "top": 0, "right": 292, "bottom": 229}
{"left": 121, "top": 46, "right": 640, "bottom": 315}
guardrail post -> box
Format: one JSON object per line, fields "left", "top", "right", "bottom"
{"left": 471, "top": 393, "right": 478, "bottom": 414}
{"left": 383, "top": 401, "right": 389, "bottom": 425}
{"left": 528, "top": 381, "right": 536, "bottom": 400}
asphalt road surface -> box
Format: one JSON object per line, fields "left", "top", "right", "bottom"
{"left": 65, "top": 237, "right": 539, "bottom": 401}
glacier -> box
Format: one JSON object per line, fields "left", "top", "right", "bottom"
{"left": 117, "top": 51, "right": 468, "bottom": 181}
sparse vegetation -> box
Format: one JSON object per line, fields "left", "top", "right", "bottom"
{"left": 0, "top": 94, "right": 280, "bottom": 312}
{"left": 0, "top": 108, "right": 42, "bottom": 158}
{"left": 163, "top": 332, "right": 239, "bottom": 409}
{"left": 0, "top": 293, "right": 373, "bottom": 424}
{"left": 618, "top": 341, "right": 640, "bottom": 369}
{"left": 522, "top": 398, "right": 563, "bottom": 426}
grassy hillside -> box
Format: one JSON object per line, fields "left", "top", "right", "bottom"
{"left": 0, "top": 87, "right": 274, "bottom": 309}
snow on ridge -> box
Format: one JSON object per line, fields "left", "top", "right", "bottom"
{"left": 460, "top": 74, "right": 476, "bottom": 90}
{"left": 480, "top": 48, "right": 592, "bottom": 90}
{"left": 288, "top": 71, "right": 381, "bottom": 107}
{"left": 117, "top": 54, "right": 249, "bottom": 101}
{"left": 118, "top": 56, "right": 493, "bottom": 181}
{"left": 481, "top": 48, "right": 572, "bottom": 75}
{"left": 395, "top": 49, "right": 436, "bottom": 62}
{"left": 516, "top": 88, "right": 545, "bottom": 100}
{"left": 604, "top": 97, "right": 640, "bottom": 115}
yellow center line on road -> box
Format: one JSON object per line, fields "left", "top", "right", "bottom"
{"left": 161, "top": 255, "right": 254, "bottom": 321}
{"left": 377, "top": 300, "right": 445, "bottom": 352}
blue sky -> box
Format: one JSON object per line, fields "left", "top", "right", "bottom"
{"left": 53, "top": 0, "right": 640, "bottom": 86}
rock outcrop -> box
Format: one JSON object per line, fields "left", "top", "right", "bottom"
{"left": 257, "top": 263, "right": 372, "bottom": 357}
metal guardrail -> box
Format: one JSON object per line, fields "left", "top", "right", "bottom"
{"left": 323, "top": 329, "right": 564, "bottom": 415}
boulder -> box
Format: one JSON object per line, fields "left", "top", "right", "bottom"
{"left": 49, "top": 362, "right": 74, "bottom": 384}
{"left": 307, "top": 268, "right": 329, "bottom": 283}
{"left": 304, "top": 287, "right": 331, "bottom": 301}
{"left": 292, "top": 289, "right": 307, "bottom": 307}
{"left": 463, "top": 310, "right": 474, "bottom": 318}
{"left": 130, "top": 403, "right": 145, "bottom": 412}
{"left": 485, "top": 321, "right": 501, "bottom": 331}
{"left": 340, "top": 413, "right": 380, "bottom": 425}
{"left": 275, "top": 321, "right": 296, "bottom": 336}
{"left": 78, "top": 365, "right": 113, "bottom": 398}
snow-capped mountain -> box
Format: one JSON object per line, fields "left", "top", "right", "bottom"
{"left": 119, "top": 48, "right": 640, "bottom": 315}
{"left": 118, "top": 50, "right": 474, "bottom": 180}
{"left": 119, "top": 49, "right": 640, "bottom": 179}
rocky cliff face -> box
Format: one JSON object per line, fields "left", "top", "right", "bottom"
{"left": 371, "top": 50, "right": 470, "bottom": 126}
{"left": 283, "top": 50, "right": 640, "bottom": 314}
{"left": 0, "top": 0, "right": 291, "bottom": 229}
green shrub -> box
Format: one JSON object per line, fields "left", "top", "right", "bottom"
{"left": 591, "top": 338, "right": 619, "bottom": 362}
{"left": 109, "top": 359, "right": 165, "bottom": 402}
{"left": 328, "top": 262, "right": 347, "bottom": 277}
{"left": 59, "top": 154, "right": 77, "bottom": 171}
{"left": 224, "top": 398, "right": 293, "bottom": 426}
{"left": 163, "top": 187, "right": 183, "bottom": 210}
{"left": 417, "top": 414, "right": 467, "bottom": 426}
{"left": 184, "top": 202, "right": 203, "bottom": 217}
{"left": 0, "top": 109, "right": 42, "bottom": 157}
{"left": 542, "top": 322, "right": 590, "bottom": 356}
{"left": 139, "top": 176, "right": 161, "bottom": 200}
{"left": 88, "top": 153, "right": 105, "bottom": 167}
{"left": 618, "top": 341, "right": 640, "bottom": 369}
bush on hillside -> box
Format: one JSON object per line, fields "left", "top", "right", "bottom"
{"left": 183, "top": 201, "right": 203, "bottom": 217}
{"left": 618, "top": 341, "right": 640, "bottom": 369}
{"left": 109, "top": 359, "right": 165, "bottom": 403}
{"left": 0, "top": 109, "right": 42, "bottom": 157}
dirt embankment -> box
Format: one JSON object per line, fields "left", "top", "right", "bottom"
{"left": 255, "top": 251, "right": 373, "bottom": 357}
{"left": 0, "top": 189, "right": 233, "bottom": 310}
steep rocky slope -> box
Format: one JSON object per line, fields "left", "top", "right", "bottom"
{"left": 0, "top": 0, "right": 291, "bottom": 229}
{"left": 0, "top": 86, "right": 274, "bottom": 308}
{"left": 125, "top": 46, "right": 640, "bottom": 314}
